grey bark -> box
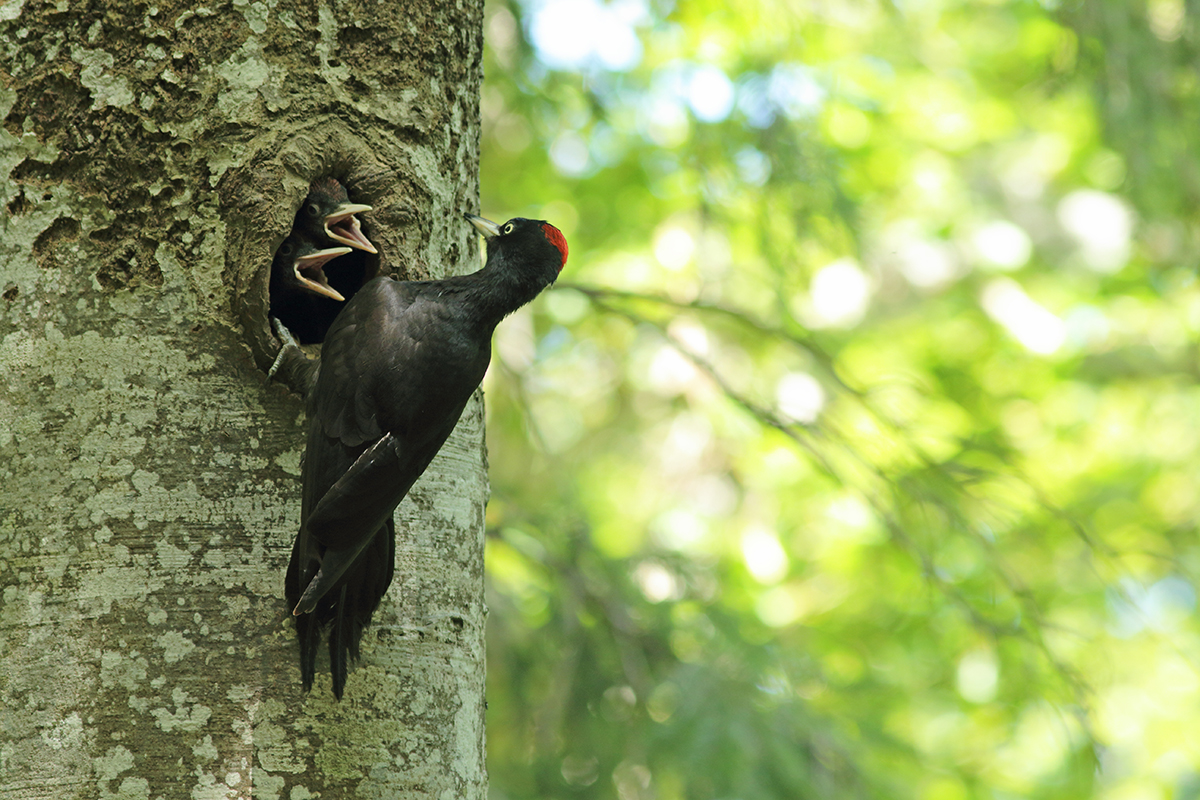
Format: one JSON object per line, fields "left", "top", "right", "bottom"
{"left": 0, "top": 2, "right": 489, "bottom": 798}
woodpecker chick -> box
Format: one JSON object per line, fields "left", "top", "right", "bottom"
{"left": 271, "top": 231, "right": 351, "bottom": 304}
{"left": 268, "top": 228, "right": 356, "bottom": 348}
{"left": 296, "top": 177, "right": 378, "bottom": 255}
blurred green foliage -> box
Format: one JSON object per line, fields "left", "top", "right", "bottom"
{"left": 476, "top": 0, "right": 1200, "bottom": 797}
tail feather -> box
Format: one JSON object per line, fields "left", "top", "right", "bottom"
{"left": 330, "top": 585, "right": 350, "bottom": 699}
{"left": 297, "top": 611, "right": 319, "bottom": 692}
{"left": 286, "top": 532, "right": 319, "bottom": 692}
{"left": 288, "top": 520, "right": 397, "bottom": 698}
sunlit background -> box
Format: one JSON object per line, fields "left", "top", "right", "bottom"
{"left": 476, "top": 0, "right": 1200, "bottom": 797}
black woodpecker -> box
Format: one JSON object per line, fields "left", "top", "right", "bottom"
{"left": 278, "top": 213, "right": 568, "bottom": 697}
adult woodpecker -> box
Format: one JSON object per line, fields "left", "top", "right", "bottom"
{"left": 269, "top": 231, "right": 352, "bottom": 344}
{"left": 296, "top": 176, "right": 378, "bottom": 255}
{"left": 279, "top": 213, "right": 568, "bottom": 698}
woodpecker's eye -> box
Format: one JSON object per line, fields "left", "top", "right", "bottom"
{"left": 279, "top": 242, "right": 294, "bottom": 256}
{"left": 503, "top": 222, "right": 515, "bottom": 235}
{"left": 307, "top": 203, "right": 320, "bottom": 217}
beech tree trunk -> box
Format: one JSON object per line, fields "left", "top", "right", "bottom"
{"left": 0, "top": 2, "right": 489, "bottom": 798}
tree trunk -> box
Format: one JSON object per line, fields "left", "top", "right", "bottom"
{"left": 0, "top": 2, "right": 488, "bottom": 798}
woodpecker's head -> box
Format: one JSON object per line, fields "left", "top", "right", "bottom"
{"left": 466, "top": 214, "right": 568, "bottom": 286}
{"left": 298, "top": 177, "right": 378, "bottom": 254}
{"left": 271, "top": 232, "right": 352, "bottom": 301}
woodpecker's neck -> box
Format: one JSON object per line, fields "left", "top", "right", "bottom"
{"left": 459, "top": 256, "right": 554, "bottom": 327}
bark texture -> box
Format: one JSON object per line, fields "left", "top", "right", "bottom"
{"left": 0, "top": 1, "right": 488, "bottom": 797}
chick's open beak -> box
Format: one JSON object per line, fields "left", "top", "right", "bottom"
{"left": 324, "top": 203, "right": 377, "bottom": 254}
{"left": 294, "top": 246, "right": 352, "bottom": 301}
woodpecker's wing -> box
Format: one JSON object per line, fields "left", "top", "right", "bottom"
{"left": 284, "top": 277, "right": 417, "bottom": 695}
{"left": 290, "top": 279, "right": 418, "bottom": 600}
{"left": 296, "top": 277, "right": 491, "bottom": 560}
{"left": 285, "top": 275, "right": 494, "bottom": 695}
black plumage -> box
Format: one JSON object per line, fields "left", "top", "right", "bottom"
{"left": 282, "top": 213, "right": 569, "bottom": 697}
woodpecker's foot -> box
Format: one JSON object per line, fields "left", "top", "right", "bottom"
{"left": 268, "top": 317, "right": 301, "bottom": 379}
